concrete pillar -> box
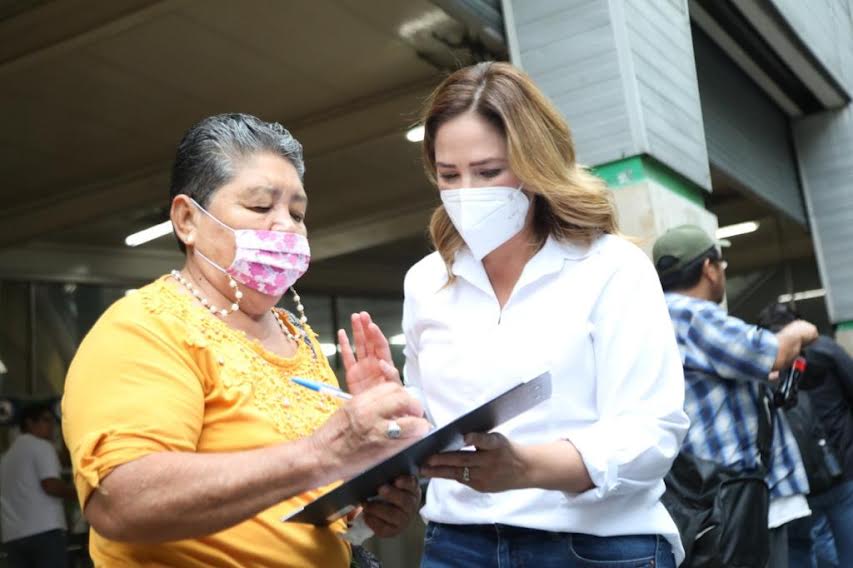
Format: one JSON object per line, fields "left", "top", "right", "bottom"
{"left": 503, "top": 0, "right": 718, "bottom": 248}
{"left": 837, "top": 324, "right": 853, "bottom": 356}
{"left": 770, "top": 0, "right": 853, "bottom": 331}
{"left": 591, "top": 156, "right": 718, "bottom": 256}
{"left": 795, "top": 106, "right": 853, "bottom": 336}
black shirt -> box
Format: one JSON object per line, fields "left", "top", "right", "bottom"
{"left": 803, "top": 336, "right": 853, "bottom": 481}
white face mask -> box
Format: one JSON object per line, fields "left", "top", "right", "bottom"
{"left": 440, "top": 185, "right": 529, "bottom": 260}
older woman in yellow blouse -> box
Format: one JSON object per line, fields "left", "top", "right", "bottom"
{"left": 61, "top": 113, "right": 429, "bottom": 567}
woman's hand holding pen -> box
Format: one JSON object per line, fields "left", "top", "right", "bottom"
{"left": 325, "top": 314, "right": 424, "bottom": 537}
{"left": 339, "top": 312, "right": 401, "bottom": 395}
{"left": 310, "top": 381, "right": 430, "bottom": 484}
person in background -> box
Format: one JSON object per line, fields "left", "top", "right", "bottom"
{"left": 61, "top": 113, "right": 430, "bottom": 567}
{"left": 653, "top": 224, "right": 819, "bottom": 568}
{"left": 403, "top": 61, "right": 689, "bottom": 567}
{"left": 758, "top": 302, "right": 853, "bottom": 568}
{"left": 1, "top": 403, "right": 76, "bottom": 568}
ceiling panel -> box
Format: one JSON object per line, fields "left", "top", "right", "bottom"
{"left": 0, "top": 0, "right": 156, "bottom": 61}
{"left": 0, "top": 0, "right": 471, "bottom": 252}
{"left": 180, "top": 0, "right": 438, "bottom": 99}
{"left": 0, "top": 91, "right": 127, "bottom": 198}
{"left": 86, "top": 11, "right": 337, "bottom": 119}
{"left": 306, "top": 134, "right": 434, "bottom": 226}
{"left": 0, "top": 131, "right": 52, "bottom": 180}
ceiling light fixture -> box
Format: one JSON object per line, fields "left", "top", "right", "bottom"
{"left": 405, "top": 125, "right": 425, "bottom": 143}
{"left": 716, "top": 221, "right": 760, "bottom": 240}
{"left": 389, "top": 334, "right": 406, "bottom": 346}
{"left": 125, "top": 220, "right": 173, "bottom": 247}
{"left": 778, "top": 288, "right": 826, "bottom": 303}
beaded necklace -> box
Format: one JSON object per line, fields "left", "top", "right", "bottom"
{"left": 170, "top": 269, "right": 307, "bottom": 343}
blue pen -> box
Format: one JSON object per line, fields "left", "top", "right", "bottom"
{"left": 291, "top": 377, "right": 352, "bottom": 400}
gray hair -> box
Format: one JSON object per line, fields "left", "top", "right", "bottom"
{"left": 170, "top": 113, "right": 304, "bottom": 204}
{"left": 169, "top": 113, "right": 305, "bottom": 252}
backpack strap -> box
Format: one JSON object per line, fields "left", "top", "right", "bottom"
{"left": 756, "top": 387, "right": 774, "bottom": 474}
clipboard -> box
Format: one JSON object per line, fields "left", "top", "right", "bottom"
{"left": 281, "top": 371, "right": 552, "bottom": 525}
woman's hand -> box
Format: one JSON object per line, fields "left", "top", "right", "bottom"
{"left": 419, "top": 433, "right": 528, "bottom": 493}
{"left": 362, "top": 475, "right": 421, "bottom": 538}
{"left": 312, "top": 382, "right": 430, "bottom": 483}
{"left": 339, "top": 312, "right": 401, "bottom": 395}
{"left": 421, "top": 434, "right": 595, "bottom": 494}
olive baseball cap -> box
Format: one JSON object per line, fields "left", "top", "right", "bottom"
{"left": 653, "top": 224, "right": 730, "bottom": 277}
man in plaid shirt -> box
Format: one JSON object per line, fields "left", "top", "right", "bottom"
{"left": 653, "top": 225, "right": 818, "bottom": 568}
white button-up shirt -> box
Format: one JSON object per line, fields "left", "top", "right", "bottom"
{"left": 403, "top": 234, "right": 689, "bottom": 564}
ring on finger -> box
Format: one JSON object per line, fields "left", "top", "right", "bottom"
{"left": 386, "top": 420, "right": 402, "bottom": 439}
{"left": 462, "top": 466, "right": 471, "bottom": 483}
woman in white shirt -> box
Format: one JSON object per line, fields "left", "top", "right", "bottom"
{"left": 405, "top": 62, "right": 690, "bottom": 567}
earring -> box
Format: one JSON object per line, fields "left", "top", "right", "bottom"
{"left": 229, "top": 275, "right": 243, "bottom": 306}
{"left": 292, "top": 288, "right": 307, "bottom": 325}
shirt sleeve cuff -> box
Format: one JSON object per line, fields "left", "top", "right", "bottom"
{"left": 567, "top": 428, "right": 621, "bottom": 500}
{"left": 71, "top": 429, "right": 170, "bottom": 507}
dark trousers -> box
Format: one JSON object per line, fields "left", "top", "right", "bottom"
{"left": 4, "top": 529, "right": 68, "bottom": 568}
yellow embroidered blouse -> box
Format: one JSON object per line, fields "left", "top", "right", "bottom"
{"left": 62, "top": 276, "right": 349, "bottom": 567}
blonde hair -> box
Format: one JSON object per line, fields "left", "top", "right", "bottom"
{"left": 421, "top": 62, "right": 618, "bottom": 276}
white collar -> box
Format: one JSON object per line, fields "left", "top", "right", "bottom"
{"left": 450, "top": 235, "right": 595, "bottom": 297}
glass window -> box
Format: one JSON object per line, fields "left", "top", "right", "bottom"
{"left": 0, "top": 281, "right": 32, "bottom": 398}
{"left": 33, "top": 282, "right": 127, "bottom": 399}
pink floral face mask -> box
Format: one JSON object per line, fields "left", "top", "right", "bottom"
{"left": 191, "top": 199, "right": 310, "bottom": 296}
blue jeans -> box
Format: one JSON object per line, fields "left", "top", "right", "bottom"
{"left": 789, "top": 515, "right": 839, "bottom": 568}
{"left": 788, "top": 480, "right": 853, "bottom": 568}
{"left": 420, "top": 522, "right": 675, "bottom": 568}
{"left": 812, "top": 516, "right": 840, "bottom": 568}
